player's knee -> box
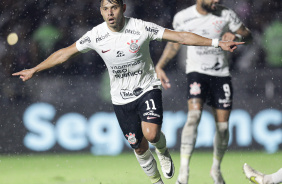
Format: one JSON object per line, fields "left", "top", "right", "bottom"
{"left": 185, "top": 110, "right": 201, "bottom": 127}
{"left": 134, "top": 147, "right": 148, "bottom": 155}
{"left": 216, "top": 122, "right": 229, "bottom": 139}
{"left": 145, "top": 133, "right": 159, "bottom": 143}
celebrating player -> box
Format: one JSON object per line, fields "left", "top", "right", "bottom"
{"left": 244, "top": 163, "right": 282, "bottom": 184}
{"left": 13, "top": 0, "right": 244, "bottom": 183}
{"left": 155, "top": 0, "right": 252, "bottom": 184}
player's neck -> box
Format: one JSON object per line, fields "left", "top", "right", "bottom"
{"left": 196, "top": 3, "right": 208, "bottom": 15}
{"left": 108, "top": 17, "right": 126, "bottom": 32}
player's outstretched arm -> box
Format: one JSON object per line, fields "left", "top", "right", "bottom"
{"left": 156, "top": 42, "right": 181, "bottom": 90}
{"left": 162, "top": 29, "right": 244, "bottom": 52}
{"left": 12, "top": 43, "right": 80, "bottom": 81}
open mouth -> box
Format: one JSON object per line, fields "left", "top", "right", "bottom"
{"left": 108, "top": 17, "right": 115, "bottom": 24}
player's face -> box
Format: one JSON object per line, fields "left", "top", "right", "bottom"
{"left": 201, "top": 0, "right": 220, "bottom": 12}
{"left": 100, "top": 0, "right": 126, "bottom": 32}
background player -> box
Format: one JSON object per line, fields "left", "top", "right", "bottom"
{"left": 155, "top": 0, "right": 252, "bottom": 183}
{"left": 12, "top": 0, "right": 244, "bottom": 183}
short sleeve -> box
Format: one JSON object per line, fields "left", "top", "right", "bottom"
{"left": 172, "top": 13, "right": 184, "bottom": 31}
{"left": 76, "top": 31, "right": 93, "bottom": 53}
{"left": 227, "top": 9, "right": 243, "bottom": 32}
{"left": 142, "top": 21, "right": 165, "bottom": 41}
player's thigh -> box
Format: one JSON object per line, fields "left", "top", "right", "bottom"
{"left": 209, "top": 76, "right": 233, "bottom": 110}
{"left": 137, "top": 89, "right": 163, "bottom": 142}
{"left": 137, "top": 89, "right": 163, "bottom": 125}
{"left": 141, "top": 121, "right": 161, "bottom": 143}
{"left": 113, "top": 103, "right": 143, "bottom": 149}
{"left": 186, "top": 72, "right": 209, "bottom": 106}
{"left": 212, "top": 108, "right": 231, "bottom": 122}
{"left": 188, "top": 98, "right": 204, "bottom": 110}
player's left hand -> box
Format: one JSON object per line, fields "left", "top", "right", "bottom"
{"left": 219, "top": 41, "right": 244, "bottom": 52}
{"left": 221, "top": 32, "right": 236, "bottom": 41}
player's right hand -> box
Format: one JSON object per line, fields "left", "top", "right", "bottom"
{"left": 12, "top": 68, "right": 36, "bottom": 81}
{"left": 155, "top": 67, "right": 171, "bottom": 90}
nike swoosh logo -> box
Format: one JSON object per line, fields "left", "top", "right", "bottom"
{"left": 147, "top": 116, "right": 157, "bottom": 120}
{"left": 166, "top": 159, "right": 174, "bottom": 177}
{"left": 102, "top": 49, "right": 111, "bottom": 53}
{"left": 250, "top": 176, "right": 259, "bottom": 184}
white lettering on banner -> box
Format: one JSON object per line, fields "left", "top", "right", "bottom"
{"left": 56, "top": 113, "right": 88, "bottom": 150}
{"left": 228, "top": 110, "right": 252, "bottom": 146}
{"left": 23, "top": 103, "right": 282, "bottom": 155}
{"left": 253, "top": 109, "right": 282, "bottom": 153}
{"left": 87, "top": 112, "right": 123, "bottom": 155}
{"left": 23, "top": 103, "right": 56, "bottom": 151}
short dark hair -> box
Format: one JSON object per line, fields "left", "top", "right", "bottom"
{"left": 100, "top": 0, "right": 124, "bottom": 6}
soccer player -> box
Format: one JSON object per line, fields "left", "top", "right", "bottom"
{"left": 155, "top": 0, "right": 252, "bottom": 184}
{"left": 12, "top": 0, "right": 244, "bottom": 183}
{"left": 244, "top": 163, "right": 282, "bottom": 184}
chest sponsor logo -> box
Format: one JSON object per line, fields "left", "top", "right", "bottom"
{"left": 145, "top": 26, "right": 159, "bottom": 35}
{"left": 116, "top": 51, "right": 125, "bottom": 57}
{"left": 127, "top": 40, "right": 140, "bottom": 53}
{"left": 201, "top": 60, "right": 221, "bottom": 71}
{"left": 196, "top": 47, "right": 222, "bottom": 56}
{"left": 125, "top": 29, "right": 140, "bottom": 35}
{"left": 111, "top": 61, "right": 143, "bottom": 79}
{"left": 79, "top": 36, "right": 91, "bottom": 44}
{"left": 96, "top": 32, "right": 110, "bottom": 43}
{"left": 189, "top": 82, "right": 201, "bottom": 95}
{"left": 120, "top": 89, "right": 135, "bottom": 99}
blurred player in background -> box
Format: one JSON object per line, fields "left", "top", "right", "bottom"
{"left": 244, "top": 163, "right": 282, "bottom": 184}
{"left": 155, "top": 0, "right": 252, "bottom": 183}
{"left": 12, "top": 0, "right": 244, "bottom": 183}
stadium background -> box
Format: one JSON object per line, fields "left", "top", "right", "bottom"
{"left": 0, "top": 0, "right": 281, "bottom": 156}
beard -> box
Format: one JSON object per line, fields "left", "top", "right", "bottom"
{"left": 201, "top": 2, "right": 218, "bottom": 13}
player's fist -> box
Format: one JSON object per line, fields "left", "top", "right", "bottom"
{"left": 155, "top": 66, "right": 171, "bottom": 90}
{"left": 221, "top": 32, "right": 236, "bottom": 41}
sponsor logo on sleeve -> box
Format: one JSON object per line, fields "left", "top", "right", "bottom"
{"left": 145, "top": 26, "right": 159, "bottom": 35}
{"left": 80, "top": 36, "right": 91, "bottom": 44}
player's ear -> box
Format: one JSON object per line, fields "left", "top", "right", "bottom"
{"left": 123, "top": 4, "right": 126, "bottom": 12}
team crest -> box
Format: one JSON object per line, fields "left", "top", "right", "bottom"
{"left": 127, "top": 40, "right": 140, "bottom": 53}
{"left": 190, "top": 82, "right": 201, "bottom": 95}
{"left": 212, "top": 20, "right": 223, "bottom": 33}
{"left": 126, "top": 132, "right": 137, "bottom": 144}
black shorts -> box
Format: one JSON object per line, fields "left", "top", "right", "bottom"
{"left": 113, "top": 89, "right": 163, "bottom": 149}
{"left": 187, "top": 72, "right": 233, "bottom": 110}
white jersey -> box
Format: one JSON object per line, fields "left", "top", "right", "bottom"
{"left": 173, "top": 5, "right": 242, "bottom": 76}
{"left": 76, "top": 17, "right": 165, "bottom": 105}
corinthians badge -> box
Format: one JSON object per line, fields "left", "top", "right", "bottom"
{"left": 127, "top": 39, "right": 140, "bottom": 53}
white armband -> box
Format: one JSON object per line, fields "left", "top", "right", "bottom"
{"left": 212, "top": 39, "right": 219, "bottom": 48}
{"left": 235, "top": 34, "right": 242, "bottom": 42}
